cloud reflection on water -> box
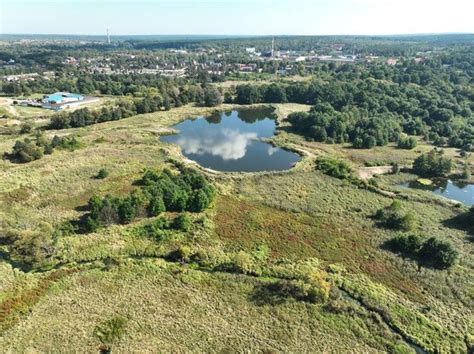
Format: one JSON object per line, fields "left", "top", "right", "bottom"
{"left": 176, "top": 128, "right": 258, "bottom": 161}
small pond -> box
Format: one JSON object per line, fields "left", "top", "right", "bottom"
{"left": 401, "top": 179, "right": 474, "bottom": 206}
{"left": 161, "top": 108, "right": 301, "bottom": 172}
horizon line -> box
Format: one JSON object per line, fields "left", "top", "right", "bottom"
{"left": 1, "top": 32, "right": 473, "bottom": 37}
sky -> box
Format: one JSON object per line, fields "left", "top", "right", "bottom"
{"left": 1, "top": 0, "right": 473, "bottom": 36}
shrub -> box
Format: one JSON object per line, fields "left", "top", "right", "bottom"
{"left": 386, "top": 234, "right": 423, "bottom": 257}
{"left": 7, "top": 228, "right": 55, "bottom": 267}
{"left": 135, "top": 217, "right": 170, "bottom": 240}
{"left": 316, "top": 157, "right": 353, "bottom": 179}
{"left": 19, "top": 122, "right": 33, "bottom": 134}
{"left": 167, "top": 245, "right": 194, "bottom": 263}
{"left": 173, "top": 213, "right": 191, "bottom": 232}
{"left": 192, "top": 247, "right": 231, "bottom": 269}
{"left": 461, "top": 165, "right": 471, "bottom": 180}
{"left": 51, "top": 135, "right": 81, "bottom": 151}
{"left": 375, "top": 201, "right": 416, "bottom": 232}
{"left": 232, "top": 251, "right": 258, "bottom": 275}
{"left": 251, "top": 276, "right": 329, "bottom": 306}
{"left": 413, "top": 150, "right": 452, "bottom": 177}
{"left": 95, "top": 168, "right": 109, "bottom": 179}
{"left": 94, "top": 316, "right": 127, "bottom": 352}
{"left": 386, "top": 235, "right": 458, "bottom": 269}
{"left": 418, "top": 237, "right": 458, "bottom": 269}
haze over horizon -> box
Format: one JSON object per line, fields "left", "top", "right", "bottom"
{"left": 1, "top": 0, "right": 473, "bottom": 36}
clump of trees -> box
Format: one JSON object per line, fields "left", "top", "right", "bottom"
{"left": 316, "top": 156, "right": 353, "bottom": 179}
{"left": 412, "top": 150, "right": 453, "bottom": 177}
{"left": 287, "top": 104, "right": 401, "bottom": 149}
{"left": 5, "top": 138, "right": 44, "bottom": 163}
{"left": 397, "top": 136, "right": 417, "bottom": 149}
{"left": 387, "top": 234, "right": 458, "bottom": 269}
{"left": 375, "top": 201, "right": 417, "bottom": 232}
{"left": 84, "top": 167, "right": 215, "bottom": 232}
{"left": 4, "top": 133, "right": 80, "bottom": 163}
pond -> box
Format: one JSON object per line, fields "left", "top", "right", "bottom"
{"left": 161, "top": 108, "right": 301, "bottom": 172}
{"left": 401, "top": 179, "right": 474, "bottom": 206}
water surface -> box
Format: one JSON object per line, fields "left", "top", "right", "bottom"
{"left": 161, "top": 108, "right": 301, "bottom": 172}
{"left": 401, "top": 179, "right": 474, "bottom": 206}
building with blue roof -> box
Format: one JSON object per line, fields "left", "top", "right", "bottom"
{"left": 42, "top": 92, "right": 85, "bottom": 110}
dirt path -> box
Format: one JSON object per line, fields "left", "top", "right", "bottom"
{"left": 357, "top": 166, "right": 394, "bottom": 180}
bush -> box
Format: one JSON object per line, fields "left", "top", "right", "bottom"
{"left": 95, "top": 168, "right": 109, "bottom": 179}
{"left": 167, "top": 245, "right": 194, "bottom": 263}
{"left": 51, "top": 135, "right": 81, "bottom": 151}
{"left": 19, "top": 122, "right": 33, "bottom": 134}
{"left": 135, "top": 217, "right": 170, "bottom": 240}
{"left": 173, "top": 213, "right": 191, "bottom": 232}
{"left": 375, "top": 201, "right": 416, "bottom": 231}
{"left": 232, "top": 251, "right": 258, "bottom": 275}
{"left": 7, "top": 227, "right": 55, "bottom": 267}
{"left": 418, "top": 237, "right": 458, "bottom": 269}
{"left": 413, "top": 150, "right": 452, "bottom": 177}
{"left": 316, "top": 157, "right": 353, "bottom": 179}
{"left": 251, "top": 275, "right": 329, "bottom": 305}
{"left": 94, "top": 316, "right": 127, "bottom": 352}
{"left": 386, "top": 235, "right": 458, "bottom": 269}
{"left": 386, "top": 234, "right": 423, "bottom": 257}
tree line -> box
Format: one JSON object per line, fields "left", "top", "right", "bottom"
{"left": 48, "top": 86, "right": 222, "bottom": 130}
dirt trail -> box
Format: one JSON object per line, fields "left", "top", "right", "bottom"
{"left": 357, "top": 166, "right": 394, "bottom": 180}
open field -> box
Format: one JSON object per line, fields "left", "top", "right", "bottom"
{"left": 0, "top": 102, "right": 472, "bottom": 352}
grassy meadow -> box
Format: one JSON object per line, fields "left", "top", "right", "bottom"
{"left": 0, "top": 101, "right": 472, "bottom": 352}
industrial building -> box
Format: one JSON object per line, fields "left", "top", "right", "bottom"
{"left": 42, "top": 92, "right": 89, "bottom": 111}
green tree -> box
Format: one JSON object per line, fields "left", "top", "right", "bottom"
{"left": 147, "top": 195, "right": 166, "bottom": 216}
{"left": 413, "top": 150, "right": 453, "bottom": 177}
{"left": 188, "top": 190, "right": 210, "bottom": 212}
{"left": 202, "top": 86, "right": 223, "bottom": 107}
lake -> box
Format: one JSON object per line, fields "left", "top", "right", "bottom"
{"left": 401, "top": 179, "right": 474, "bottom": 206}
{"left": 161, "top": 108, "right": 301, "bottom": 172}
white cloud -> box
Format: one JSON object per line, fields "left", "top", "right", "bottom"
{"left": 176, "top": 129, "right": 258, "bottom": 161}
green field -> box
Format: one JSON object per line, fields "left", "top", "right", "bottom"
{"left": 0, "top": 102, "right": 472, "bottom": 352}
